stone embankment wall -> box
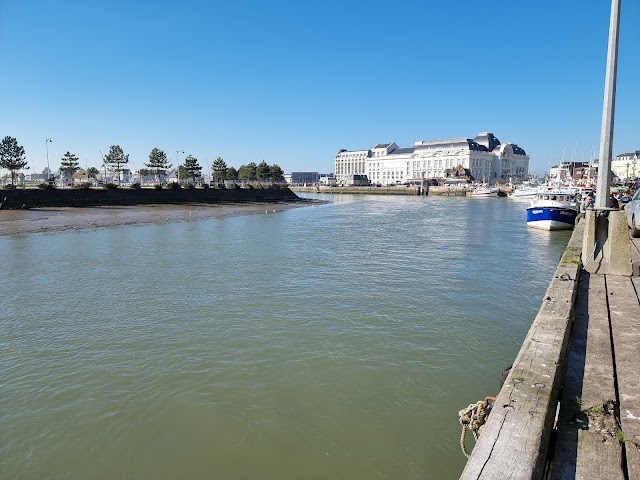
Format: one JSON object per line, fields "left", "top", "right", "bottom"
{"left": 290, "top": 186, "right": 422, "bottom": 195}
{"left": 0, "top": 187, "right": 299, "bottom": 210}
{"left": 291, "top": 186, "right": 512, "bottom": 197}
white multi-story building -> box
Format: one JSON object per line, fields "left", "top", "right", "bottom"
{"left": 612, "top": 151, "right": 639, "bottom": 181}
{"left": 335, "top": 132, "right": 529, "bottom": 186}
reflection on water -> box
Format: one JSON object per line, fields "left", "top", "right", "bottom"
{"left": 0, "top": 194, "right": 571, "bottom": 479}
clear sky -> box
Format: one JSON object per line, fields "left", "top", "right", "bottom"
{"left": 1, "top": 0, "right": 638, "bottom": 176}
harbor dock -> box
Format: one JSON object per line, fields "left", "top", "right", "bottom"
{"left": 460, "top": 215, "right": 640, "bottom": 479}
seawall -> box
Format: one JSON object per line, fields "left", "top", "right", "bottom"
{"left": 0, "top": 187, "right": 300, "bottom": 210}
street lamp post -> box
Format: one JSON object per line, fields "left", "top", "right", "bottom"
{"left": 203, "top": 157, "right": 210, "bottom": 185}
{"left": 626, "top": 163, "right": 630, "bottom": 182}
{"left": 45, "top": 138, "right": 52, "bottom": 182}
{"left": 176, "top": 150, "right": 184, "bottom": 184}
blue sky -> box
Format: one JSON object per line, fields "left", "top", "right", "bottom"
{"left": 1, "top": 0, "right": 638, "bottom": 176}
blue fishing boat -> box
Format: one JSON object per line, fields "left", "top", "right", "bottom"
{"left": 526, "top": 191, "right": 579, "bottom": 230}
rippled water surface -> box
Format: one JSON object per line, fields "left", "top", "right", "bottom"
{"left": 0, "top": 194, "right": 571, "bottom": 479}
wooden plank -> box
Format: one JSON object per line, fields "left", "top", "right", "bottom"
{"left": 626, "top": 446, "right": 640, "bottom": 480}
{"left": 460, "top": 263, "right": 580, "bottom": 480}
{"left": 577, "top": 432, "right": 625, "bottom": 479}
{"left": 551, "top": 274, "right": 624, "bottom": 480}
{"left": 606, "top": 275, "right": 640, "bottom": 478}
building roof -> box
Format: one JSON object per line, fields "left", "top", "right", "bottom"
{"left": 511, "top": 144, "right": 527, "bottom": 155}
{"left": 336, "top": 148, "right": 370, "bottom": 155}
{"left": 413, "top": 138, "right": 488, "bottom": 152}
{"left": 616, "top": 151, "right": 640, "bottom": 158}
{"left": 388, "top": 147, "right": 415, "bottom": 155}
{"left": 474, "top": 132, "right": 501, "bottom": 152}
{"left": 373, "top": 143, "right": 392, "bottom": 149}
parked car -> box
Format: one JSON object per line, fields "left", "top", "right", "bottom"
{"left": 624, "top": 189, "right": 640, "bottom": 237}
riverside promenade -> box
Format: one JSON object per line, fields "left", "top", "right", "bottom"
{"left": 460, "top": 215, "right": 640, "bottom": 479}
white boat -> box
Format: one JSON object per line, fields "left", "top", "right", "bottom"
{"left": 510, "top": 181, "right": 539, "bottom": 199}
{"left": 526, "top": 191, "right": 579, "bottom": 230}
{"left": 469, "top": 185, "right": 498, "bottom": 197}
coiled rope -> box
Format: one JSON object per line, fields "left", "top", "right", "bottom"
{"left": 458, "top": 397, "right": 494, "bottom": 458}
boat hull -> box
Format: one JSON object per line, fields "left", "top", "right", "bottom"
{"left": 469, "top": 189, "right": 498, "bottom": 197}
{"left": 526, "top": 207, "right": 578, "bottom": 230}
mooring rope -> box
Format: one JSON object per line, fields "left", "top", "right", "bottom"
{"left": 458, "top": 397, "right": 494, "bottom": 458}
{"left": 582, "top": 241, "right": 598, "bottom": 270}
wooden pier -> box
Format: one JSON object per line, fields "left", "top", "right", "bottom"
{"left": 460, "top": 220, "right": 640, "bottom": 479}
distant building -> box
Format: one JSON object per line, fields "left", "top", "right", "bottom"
{"left": 72, "top": 170, "right": 90, "bottom": 186}
{"left": 612, "top": 151, "right": 639, "bottom": 181}
{"left": 288, "top": 172, "right": 320, "bottom": 185}
{"left": 335, "top": 132, "right": 529, "bottom": 186}
{"left": 342, "top": 174, "right": 370, "bottom": 186}
{"left": 319, "top": 174, "right": 336, "bottom": 186}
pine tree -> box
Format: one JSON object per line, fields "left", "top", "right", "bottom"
{"left": 183, "top": 155, "right": 202, "bottom": 183}
{"left": 87, "top": 167, "right": 100, "bottom": 179}
{"left": 60, "top": 151, "right": 80, "bottom": 187}
{"left": 256, "top": 161, "right": 270, "bottom": 181}
{"left": 145, "top": 147, "right": 171, "bottom": 184}
{"left": 226, "top": 167, "right": 238, "bottom": 181}
{"left": 212, "top": 157, "right": 227, "bottom": 182}
{"left": 104, "top": 145, "right": 129, "bottom": 185}
{"left": 270, "top": 164, "right": 285, "bottom": 182}
{"left": 0, "top": 136, "right": 27, "bottom": 185}
{"left": 238, "top": 162, "right": 257, "bottom": 181}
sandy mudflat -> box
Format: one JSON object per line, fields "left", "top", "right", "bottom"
{"left": 0, "top": 202, "right": 310, "bottom": 236}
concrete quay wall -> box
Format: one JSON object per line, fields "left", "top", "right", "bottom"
{"left": 290, "top": 186, "right": 512, "bottom": 197}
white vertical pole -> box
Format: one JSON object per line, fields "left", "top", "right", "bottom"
{"left": 595, "top": 0, "right": 622, "bottom": 209}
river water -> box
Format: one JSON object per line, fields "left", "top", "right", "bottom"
{"left": 0, "top": 194, "right": 571, "bottom": 479}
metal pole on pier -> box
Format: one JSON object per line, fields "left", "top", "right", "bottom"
{"left": 582, "top": 0, "right": 631, "bottom": 276}
{"left": 594, "top": 0, "right": 621, "bottom": 209}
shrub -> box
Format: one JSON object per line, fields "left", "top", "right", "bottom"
{"left": 4, "top": 184, "right": 17, "bottom": 190}
{"left": 154, "top": 184, "right": 163, "bottom": 190}
{"left": 103, "top": 183, "right": 119, "bottom": 190}
{"left": 37, "top": 183, "right": 55, "bottom": 190}
{"left": 185, "top": 183, "right": 196, "bottom": 190}
{"left": 168, "top": 182, "right": 181, "bottom": 190}
{"left": 130, "top": 183, "right": 141, "bottom": 190}
{"left": 233, "top": 184, "right": 241, "bottom": 190}
{"left": 201, "top": 183, "right": 209, "bottom": 190}
{"left": 74, "top": 182, "right": 93, "bottom": 189}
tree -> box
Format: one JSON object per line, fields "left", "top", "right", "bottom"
{"left": 104, "top": 145, "right": 129, "bottom": 185}
{"left": 212, "top": 157, "right": 227, "bottom": 182}
{"left": 238, "top": 162, "right": 257, "bottom": 181}
{"left": 0, "top": 136, "right": 27, "bottom": 185}
{"left": 145, "top": 147, "right": 171, "bottom": 184}
{"left": 226, "top": 167, "right": 238, "bottom": 181}
{"left": 43, "top": 166, "right": 53, "bottom": 182}
{"left": 183, "top": 154, "right": 202, "bottom": 183}
{"left": 60, "top": 151, "right": 80, "bottom": 186}
{"left": 87, "top": 167, "right": 100, "bottom": 179}
{"left": 256, "top": 161, "right": 270, "bottom": 181}
{"left": 178, "top": 165, "right": 190, "bottom": 182}
{"left": 270, "top": 164, "right": 285, "bottom": 182}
